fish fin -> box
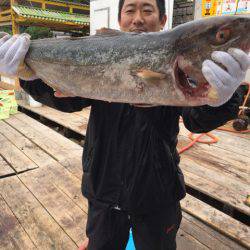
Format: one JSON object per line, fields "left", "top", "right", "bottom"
{"left": 136, "top": 69, "right": 166, "bottom": 81}
{"left": 95, "top": 28, "right": 124, "bottom": 37}
{"left": 18, "top": 63, "right": 36, "bottom": 80}
{"left": 207, "top": 87, "right": 219, "bottom": 100}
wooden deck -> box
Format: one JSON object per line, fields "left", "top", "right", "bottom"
{"left": 178, "top": 123, "right": 250, "bottom": 216}
{"left": 18, "top": 100, "right": 250, "bottom": 218}
{"left": 0, "top": 103, "right": 249, "bottom": 249}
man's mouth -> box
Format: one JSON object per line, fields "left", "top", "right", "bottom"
{"left": 174, "top": 58, "right": 210, "bottom": 98}
{"left": 130, "top": 29, "right": 147, "bottom": 33}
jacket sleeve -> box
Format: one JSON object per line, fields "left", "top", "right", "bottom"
{"left": 20, "top": 79, "right": 92, "bottom": 113}
{"left": 181, "top": 87, "right": 244, "bottom": 133}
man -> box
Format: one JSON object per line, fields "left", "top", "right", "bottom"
{"left": 0, "top": 0, "right": 249, "bottom": 249}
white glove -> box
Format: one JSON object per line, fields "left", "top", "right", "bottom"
{"left": 202, "top": 48, "right": 250, "bottom": 107}
{"left": 0, "top": 32, "right": 37, "bottom": 80}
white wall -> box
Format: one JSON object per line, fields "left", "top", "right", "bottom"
{"left": 194, "top": 0, "right": 202, "bottom": 20}
{"left": 90, "top": 0, "right": 174, "bottom": 35}
{"left": 164, "top": 0, "right": 174, "bottom": 30}
{"left": 90, "top": 0, "right": 119, "bottom": 35}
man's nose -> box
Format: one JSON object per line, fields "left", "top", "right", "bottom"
{"left": 132, "top": 11, "right": 144, "bottom": 26}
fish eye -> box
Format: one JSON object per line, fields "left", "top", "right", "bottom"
{"left": 215, "top": 28, "right": 231, "bottom": 44}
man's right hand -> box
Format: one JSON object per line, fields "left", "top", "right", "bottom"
{"left": 78, "top": 238, "right": 89, "bottom": 250}
{"left": 0, "top": 32, "right": 38, "bottom": 80}
{"left": 54, "top": 90, "right": 75, "bottom": 98}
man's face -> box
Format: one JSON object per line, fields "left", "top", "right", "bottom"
{"left": 119, "top": 0, "right": 167, "bottom": 33}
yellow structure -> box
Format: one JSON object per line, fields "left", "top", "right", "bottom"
{"left": 202, "top": 0, "right": 250, "bottom": 17}
{"left": 0, "top": 0, "right": 90, "bottom": 34}
{"left": 0, "top": 0, "right": 89, "bottom": 90}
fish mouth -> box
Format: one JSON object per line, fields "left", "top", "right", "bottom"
{"left": 240, "top": 40, "right": 250, "bottom": 53}
{"left": 174, "top": 57, "right": 210, "bottom": 100}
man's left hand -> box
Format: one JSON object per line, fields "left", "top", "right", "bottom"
{"left": 54, "top": 90, "right": 75, "bottom": 98}
{"left": 202, "top": 48, "right": 250, "bottom": 107}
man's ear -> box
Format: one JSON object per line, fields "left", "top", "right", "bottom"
{"left": 160, "top": 15, "right": 167, "bottom": 29}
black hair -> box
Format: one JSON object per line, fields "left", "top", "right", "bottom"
{"left": 118, "top": 0, "right": 166, "bottom": 21}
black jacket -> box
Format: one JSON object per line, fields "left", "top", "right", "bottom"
{"left": 20, "top": 79, "right": 243, "bottom": 214}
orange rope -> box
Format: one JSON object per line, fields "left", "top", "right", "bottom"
{"left": 188, "top": 132, "right": 219, "bottom": 143}
{"left": 178, "top": 132, "right": 218, "bottom": 154}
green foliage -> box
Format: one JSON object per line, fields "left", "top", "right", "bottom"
{"left": 0, "top": 26, "right": 12, "bottom": 35}
{"left": 22, "top": 26, "right": 53, "bottom": 40}
{"left": 0, "top": 26, "right": 53, "bottom": 39}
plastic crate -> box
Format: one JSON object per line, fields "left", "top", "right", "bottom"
{"left": 0, "top": 90, "right": 18, "bottom": 115}
{"left": 0, "top": 102, "right": 10, "bottom": 120}
{"left": 10, "top": 102, "right": 18, "bottom": 115}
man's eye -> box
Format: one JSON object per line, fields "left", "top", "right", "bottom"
{"left": 143, "top": 9, "right": 153, "bottom": 13}
{"left": 126, "top": 9, "right": 134, "bottom": 13}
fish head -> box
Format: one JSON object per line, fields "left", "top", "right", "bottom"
{"left": 171, "top": 15, "right": 250, "bottom": 105}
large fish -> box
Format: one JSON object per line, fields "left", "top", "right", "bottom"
{"left": 25, "top": 15, "right": 250, "bottom": 106}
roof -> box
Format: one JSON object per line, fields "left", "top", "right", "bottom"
{"left": 47, "top": 0, "right": 89, "bottom": 6}
{"left": 12, "top": 5, "right": 89, "bottom": 25}
{"left": 0, "top": 0, "right": 89, "bottom": 8}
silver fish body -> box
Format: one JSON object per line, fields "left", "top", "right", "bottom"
{"left": 25, "top": 15, "right": 250, "bottom": 106}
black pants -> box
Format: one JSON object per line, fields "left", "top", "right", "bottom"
{"left": 86, "top": 201, "right": 182, "bottom": 250}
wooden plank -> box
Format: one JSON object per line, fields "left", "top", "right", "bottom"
{"left": 178, "top": 134, "right": 250, "bottom": 215}
{"left": 19, "top": 168, "right": 88, "bottom": 246}
{"left": 181, "top": 194, "right": 250, "bottom": 249}
{"left": 201, "top": 130, "right": 249, "bottom": 157}
{"left": 0, "top": 21, "right": 12, "bottom": 27}
{"left": 179, "top": 123, "right": 250, "bottom": 157}
{"left": 24, "top": 160, "right": 87, "bottom": 213}
{"left": 181, "top": 164, "right": 249, "bottom": 216}
{"left": 9, "top": 108, "right": 249, "bottom": 247}
{"left": 0, "top": 120, "right": 54, "bottom": 168}
{"left": 0, "top": 133, "right": 38, "bottom": 173}
{"left": 0, "top": 9, "right": 11, "bottom": 15}
{"left": 0, "top": 113, "right": 87, "bottom": 248}
{"left": 181, "top": 212, "right": 246, "bottom": 250}
{"left": 5, "top": 114, "right": 83, "bottom": 178}
{"left": 217, "top": 121, "right": 250, "bottom": 140}
{"left": 180, "top": 121, "right": 249, "bottom": 140}
{"left": 0, "top": 15, "right": 11, "bottom": 22}
{"left": 34, "top": 162, "right": 246, "bottom": 250}
{"left": 177, "top": 228, "right": 208, "bottom": 250}
{"left": 41, "top": 163, "right": 87, "bottom": 212}
{"left": 18, "top": 100, "right": 88, "bottom": 136}
{"left": 181, "top": 155, "right": 249, "bottom": 198}
{"left": 0, "top": 195, "right": 36, "bottom": 250}
{"left": 0, "top": 119, "right": 88, "bottom": 212}
{"left": 0, "top": 155, "right": 14, "bottom": 177}
{"left": 177, "top": 135, "right": 249, "bottom": 184}
{"left": 177, "top": 125, "right": 250, "bottom": 216}
{"left": 13, "top": 113, "right": 81, "bottom": 151}
{"left": 0, "top": 176, "right": 77, "bottom": 249}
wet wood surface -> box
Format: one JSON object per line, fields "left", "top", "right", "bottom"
{"left": 2, "top": 104, "right": 248, "bottom": 249}
{"left": 18, "top": 101, "right": 250, "bottom": 216}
